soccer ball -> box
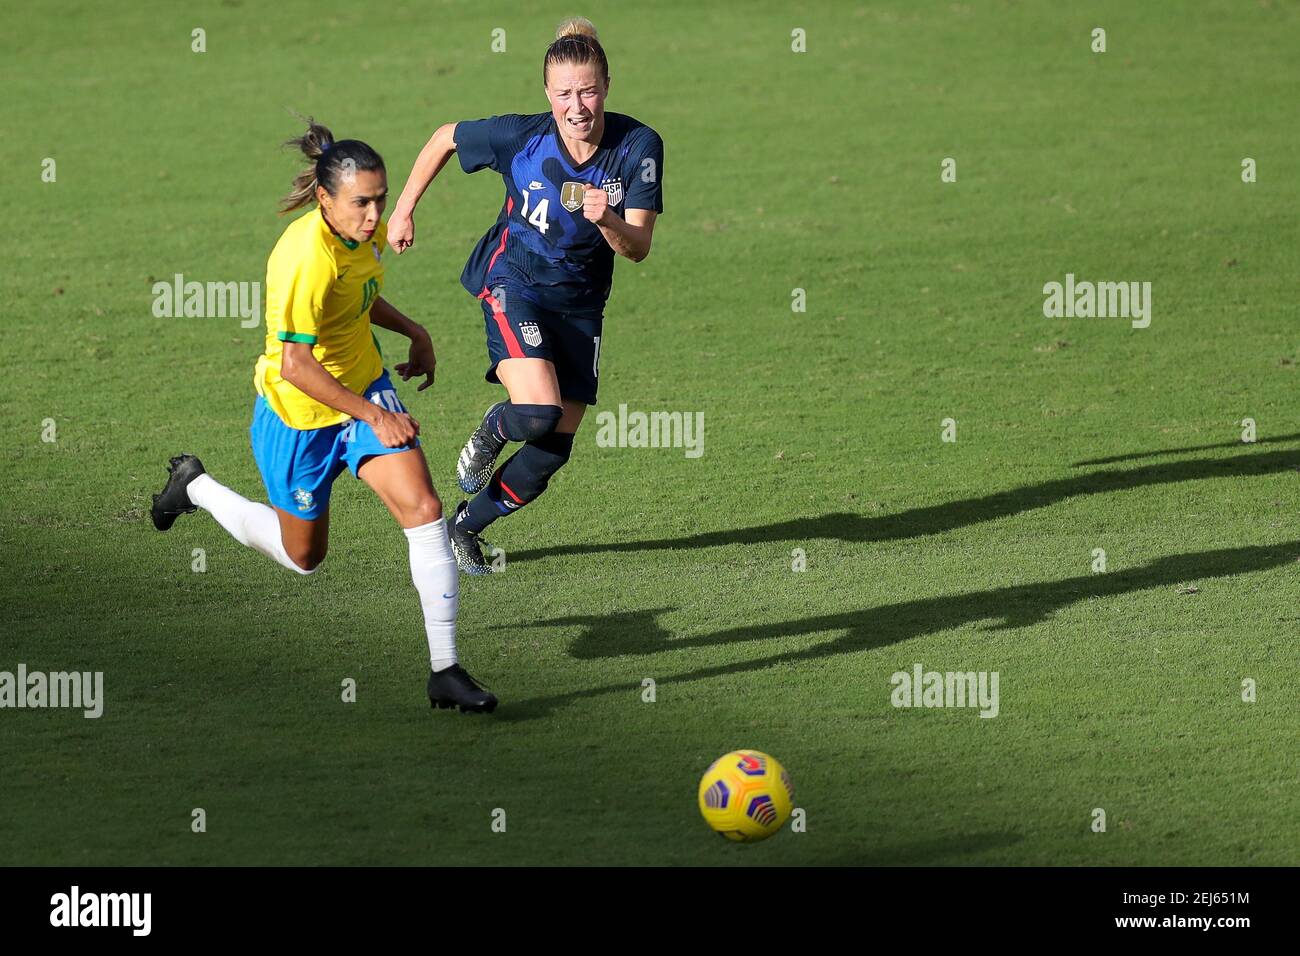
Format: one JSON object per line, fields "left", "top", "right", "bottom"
{"left": 697, "top": 750, "right": 794, "bottom": 842}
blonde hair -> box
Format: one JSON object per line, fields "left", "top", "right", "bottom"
{"left": 544, "top": 16, "right": 608, "bottom": 83}
{"left": 556, "top": 16, "right": 598, "bottom": 40}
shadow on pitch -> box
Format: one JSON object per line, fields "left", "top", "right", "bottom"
{"left": 496, "top": 540, "right": 1297, "bottom": 720}
{"left": 1070, "top": 433, "right": 1300, "bottom": 468}
{"left": 510, "top": 447, "right": 1299, "bottom": 563}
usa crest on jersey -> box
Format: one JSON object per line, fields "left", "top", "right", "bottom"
{"left": 519, "top": 321, "right": 543, "bottom": 347}
{"left": 601, "top": 178, "right": 623, "bottom": 207}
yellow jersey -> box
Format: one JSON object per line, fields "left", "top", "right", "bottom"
{"left": 255, "top": 207, "right": 386, "bottom": 429}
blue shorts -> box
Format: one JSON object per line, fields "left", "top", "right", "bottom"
{"left": 250, "top": 370, "right": 418, "bottom": 520}
{"left": 479, "top": 276, "right": 604, "bottom": 405}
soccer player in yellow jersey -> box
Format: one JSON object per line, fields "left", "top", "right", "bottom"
{"left": 151, "top": 121, "right": 495, "bottom": 713}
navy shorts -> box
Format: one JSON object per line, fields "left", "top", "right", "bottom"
{"left": 478, "top": 277, "right": 604, "bottom": 406}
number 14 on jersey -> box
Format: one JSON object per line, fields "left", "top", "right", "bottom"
{"left": 520, "top": 190, "right": 551, "bottom": 235}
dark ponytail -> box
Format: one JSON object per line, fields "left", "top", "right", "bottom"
{"left": 279, "top": 118, "right": 385, "bottom": 214}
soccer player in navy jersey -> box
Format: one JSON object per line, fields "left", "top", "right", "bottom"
{"left": 387, "top": 16, "right": 664, "bottom": 573}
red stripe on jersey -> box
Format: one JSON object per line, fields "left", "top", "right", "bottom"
{"left": 485, "top": 196, "right": 513, "bottom": 276}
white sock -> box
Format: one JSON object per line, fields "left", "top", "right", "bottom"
{"left": 403, "top": 518, "right": 460, "bottom": 671}
{"left": 187, "top": 473, "right": 314, "bottom": 575}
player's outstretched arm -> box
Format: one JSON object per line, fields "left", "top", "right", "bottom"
{"left": 388, "top": 123, "right": 459, "bottom": 255}
{"left": 370, "top": 296, "right": 437, "bottom": 391}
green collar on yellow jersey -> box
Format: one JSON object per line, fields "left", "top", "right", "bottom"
{"left": 318, "top": 207, "right": 360, "bottom": 250}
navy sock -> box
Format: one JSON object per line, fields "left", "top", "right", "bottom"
{"left": 457, "top": 431, "right": 575, "bottom": 535}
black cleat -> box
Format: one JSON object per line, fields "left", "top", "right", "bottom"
{"left": 456, "top": 404, "right": 508, "bottom": 494}
{"left": 449, "top": 500, "right": 496, "bottom": 575}
{"left": 151, "top": 454, "right": 206, "bottom": 531}
{"left": 427, "top": 664, "right": 498, "bottom": 713}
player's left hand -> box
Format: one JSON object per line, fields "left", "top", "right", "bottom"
{"left": 396, "top": 337, "right": 437, "bottom": 391}
{"left": 582, "top": 183, "right": 612, "bottom": 225}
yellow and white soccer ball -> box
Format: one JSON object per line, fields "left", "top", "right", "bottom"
{"left": 697, "top": 750, "right": 794, "bottom": 842}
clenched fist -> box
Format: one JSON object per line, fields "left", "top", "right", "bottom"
{"left": 582, "top": 183, "right": 613, "bottom": 226}
{"left": 388, "top": 211, "right": 414, "bottom": 254}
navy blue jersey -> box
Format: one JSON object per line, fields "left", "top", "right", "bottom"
{"left": 455, "top": 111, "right": 664, "bottom": 308}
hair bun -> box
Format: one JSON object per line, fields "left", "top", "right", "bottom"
{"left": 556, "top": 16, "right": 598, "bottom": 40}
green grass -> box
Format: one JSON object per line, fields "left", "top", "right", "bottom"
{"left": 2, "top": 0, "right": 1298, "bottom": 865}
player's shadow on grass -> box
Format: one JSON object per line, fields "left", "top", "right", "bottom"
{"left": 1070, "top": 433, "right": 1300, "bottom": 467}
{"left": 499, "top": 540, "right": 1297, "bottom": 720}
{"left": 511, "top": 447, "right": 1299, "bottom": 562}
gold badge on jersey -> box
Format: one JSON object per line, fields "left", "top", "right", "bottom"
{"left": 560, "top": 181, "right": 586, "bottom": 213}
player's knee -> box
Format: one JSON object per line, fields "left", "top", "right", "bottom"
{"left": 502, "top": 403, "right": 563, "bottom": 442}
{"left": 287, "top": 545, "right": 326, "bottom": 574}
{"left": 407, "top": 494, "right": 443, "bottom": 527}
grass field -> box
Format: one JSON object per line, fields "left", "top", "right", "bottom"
{"left": 3, "top": 0, "right": 1298, "bottom": 866}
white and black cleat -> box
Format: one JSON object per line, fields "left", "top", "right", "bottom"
{"left": 456, "top": 404, "right": 507, "bottom": 494}
{"left": 427, "top": 664, "right": 498, "bottom": 713}
{"left": 151, "top": 454, "right": 206, "bottom": 531}
{"left": 449, "top": 501, "right": 497, "bottom": 575}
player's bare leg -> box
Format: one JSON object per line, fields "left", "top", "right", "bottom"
{"left": 556, "top": 398, "right": 586, "bottom": 435}
{"left": 273, "top": 508, "right": 329, "bottom": 571}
